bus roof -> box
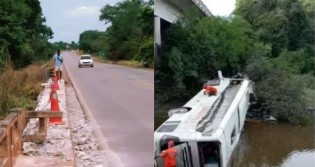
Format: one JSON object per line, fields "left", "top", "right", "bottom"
{"left": 155, "top": 77, "right": 247, "bottom": 140}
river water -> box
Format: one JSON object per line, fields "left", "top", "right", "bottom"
{"left": 229, "top": 122, "right": 315, "bottom": 167}
{"left": 155, "top": 101, "right": 315, "bottom": 167}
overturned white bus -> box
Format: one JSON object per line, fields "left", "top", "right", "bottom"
{"left": 154, "top": 71, "right": 254, "bottom": 167}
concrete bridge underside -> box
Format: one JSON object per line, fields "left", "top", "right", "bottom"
{"left": 154, "top": 0, "right": 211, "bottom": 60}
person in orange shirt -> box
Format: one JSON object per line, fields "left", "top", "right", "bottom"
{"left": 160, "top": 140, "right": 177, "bottom": 167}
{"left": 203, "top": 85, "right": 218, "bottom": 96}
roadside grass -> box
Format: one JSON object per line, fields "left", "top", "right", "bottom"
{"left": 75, "top": 50, "right": 153, "bottom": 69}
{"left": 112, "top": 60, "right": 144, "bottom": 68}
{"left": 0, "top": 63, "right": 47, "bottom": 119}
{"left": 94, "top": 55, "right": 152, "bottom": 69}
{"left": 102, "top": 58, "right": 153, "bottom": 69}
{"left": 92, "top": 56, "right": 107, "bottom": 63}
{"left": 74, "top": 50, "right": 84, "bottom": 56}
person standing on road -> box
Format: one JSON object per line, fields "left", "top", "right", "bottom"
{"left": 160, "top": 140, "right": 177, "bottom": 167}
{"left": 53, "top": 49, "right": 63, "bottom": 81}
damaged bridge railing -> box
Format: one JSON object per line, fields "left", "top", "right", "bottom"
{"left": 0, "top": 108, "right": 62, "bottom": 167}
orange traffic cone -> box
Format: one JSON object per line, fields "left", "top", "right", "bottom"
{"left": 54, "top": 72, "right": 59, "bottom": 81}
{"left": 49, "top": 89, "right": 63, "bottom": 124}
{"left": 51, "top": 81, "right": 59, "bottom": 90}
{"left": 50, "top": 81, "right": 59, "bottom": 102}
{"left": 49, "top": 89, "right": 53, "bottom": 102}
{"left": 51, "top": 74, "right": 59, "bottom": 90}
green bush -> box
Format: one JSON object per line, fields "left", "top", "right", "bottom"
{"left": 271, "top": 49, "right": 314, "bottom": 74}
{"left": 246, "top": 58, "right": 312, "bottom": 125}
{"left": 156, "top": 16, "right": 267, "bottom": 101}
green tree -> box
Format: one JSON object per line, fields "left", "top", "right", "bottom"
{"left": 235, "top": 0, "right": 314, "bottom": 57}
{"left": 271, "top": 49, "right": 314, "bottom": 74}
{"left": 98, "top": 0, "right": 153, "bottom": 65}
{"left": 79, "top": 30, "right": 107, "bottom": 54}
{"left": 156, "top": 16, "right": 268, "bottom": 101}
{"left": 0, "top": 0, "right": 53, "bottom": 69}
{"left": 52, "top": 41, "right": 69, "bottom": 51}
{"left": 70, "top": 41, "right": 79, "bottom": 50}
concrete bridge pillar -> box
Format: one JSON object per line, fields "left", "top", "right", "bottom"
{"left": 154, "top": 16, "right": 161, "bottom": 61}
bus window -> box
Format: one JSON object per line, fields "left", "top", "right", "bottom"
{"left": 231, "top": 127, "right": 236, "bottom": 145}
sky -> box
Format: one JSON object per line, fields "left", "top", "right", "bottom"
{"left": 40, "top": 0, "right": 235, "bottom": 43}
{"left": 39, "top": 0, "right": 121, "bottom": 43}
{"left": 202, "top": 0, "right": 236, "bottom": 16}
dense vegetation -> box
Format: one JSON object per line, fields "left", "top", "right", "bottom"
{"left": 51, "top": 41, "right": 79, "bottom": 51}
{"left": 0, "top": 0, "right": 54, "bottom": 70}
{"left": 0, "top": 0, "right": 54, "bottom": 117}
{"left": 156, "top": 0, "right": 314, "bottom": 125}
{"left": 78, "top": 0, "right": 154, "bottom": 67}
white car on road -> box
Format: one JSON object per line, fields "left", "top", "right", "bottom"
{"left": 78, "top": 55, "right": 94, "bottom": 68}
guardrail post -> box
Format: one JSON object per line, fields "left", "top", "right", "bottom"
{"left": 9, "top": 109, "right": 24, "bottom": 156}
{"left": 0, "top": 128, "right": 9, "bottom": 167}
{"left": 1, "top": 114, "right": 16, "bottom": 167}
{"left": 0, "top": 109, "right": 62, "bottom": 166}
{"left": 1, "top": 108, "right": 26, "bottom": 167}
{"left": 38, "top": 118, "right": 47, "bottom": 137}
{"left": 6, "top": 128, "right": 11, "bottom": 167}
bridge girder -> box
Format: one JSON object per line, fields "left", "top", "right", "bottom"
{"left": 154, "top": 0, "right": 211, "bottom": 61}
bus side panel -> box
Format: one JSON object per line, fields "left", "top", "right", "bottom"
{"left": 219, "top": 133, "right": 228, "bottom": 167}
{"left": 238, "top": 88, "right": 250, "bottom": 131}
{"left": 223, "top": 108, "right": 241, "bottom": 166}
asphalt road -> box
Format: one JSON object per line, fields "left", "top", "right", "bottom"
{"left": 63, "top": 51, "right": 153, "bottom": 167}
